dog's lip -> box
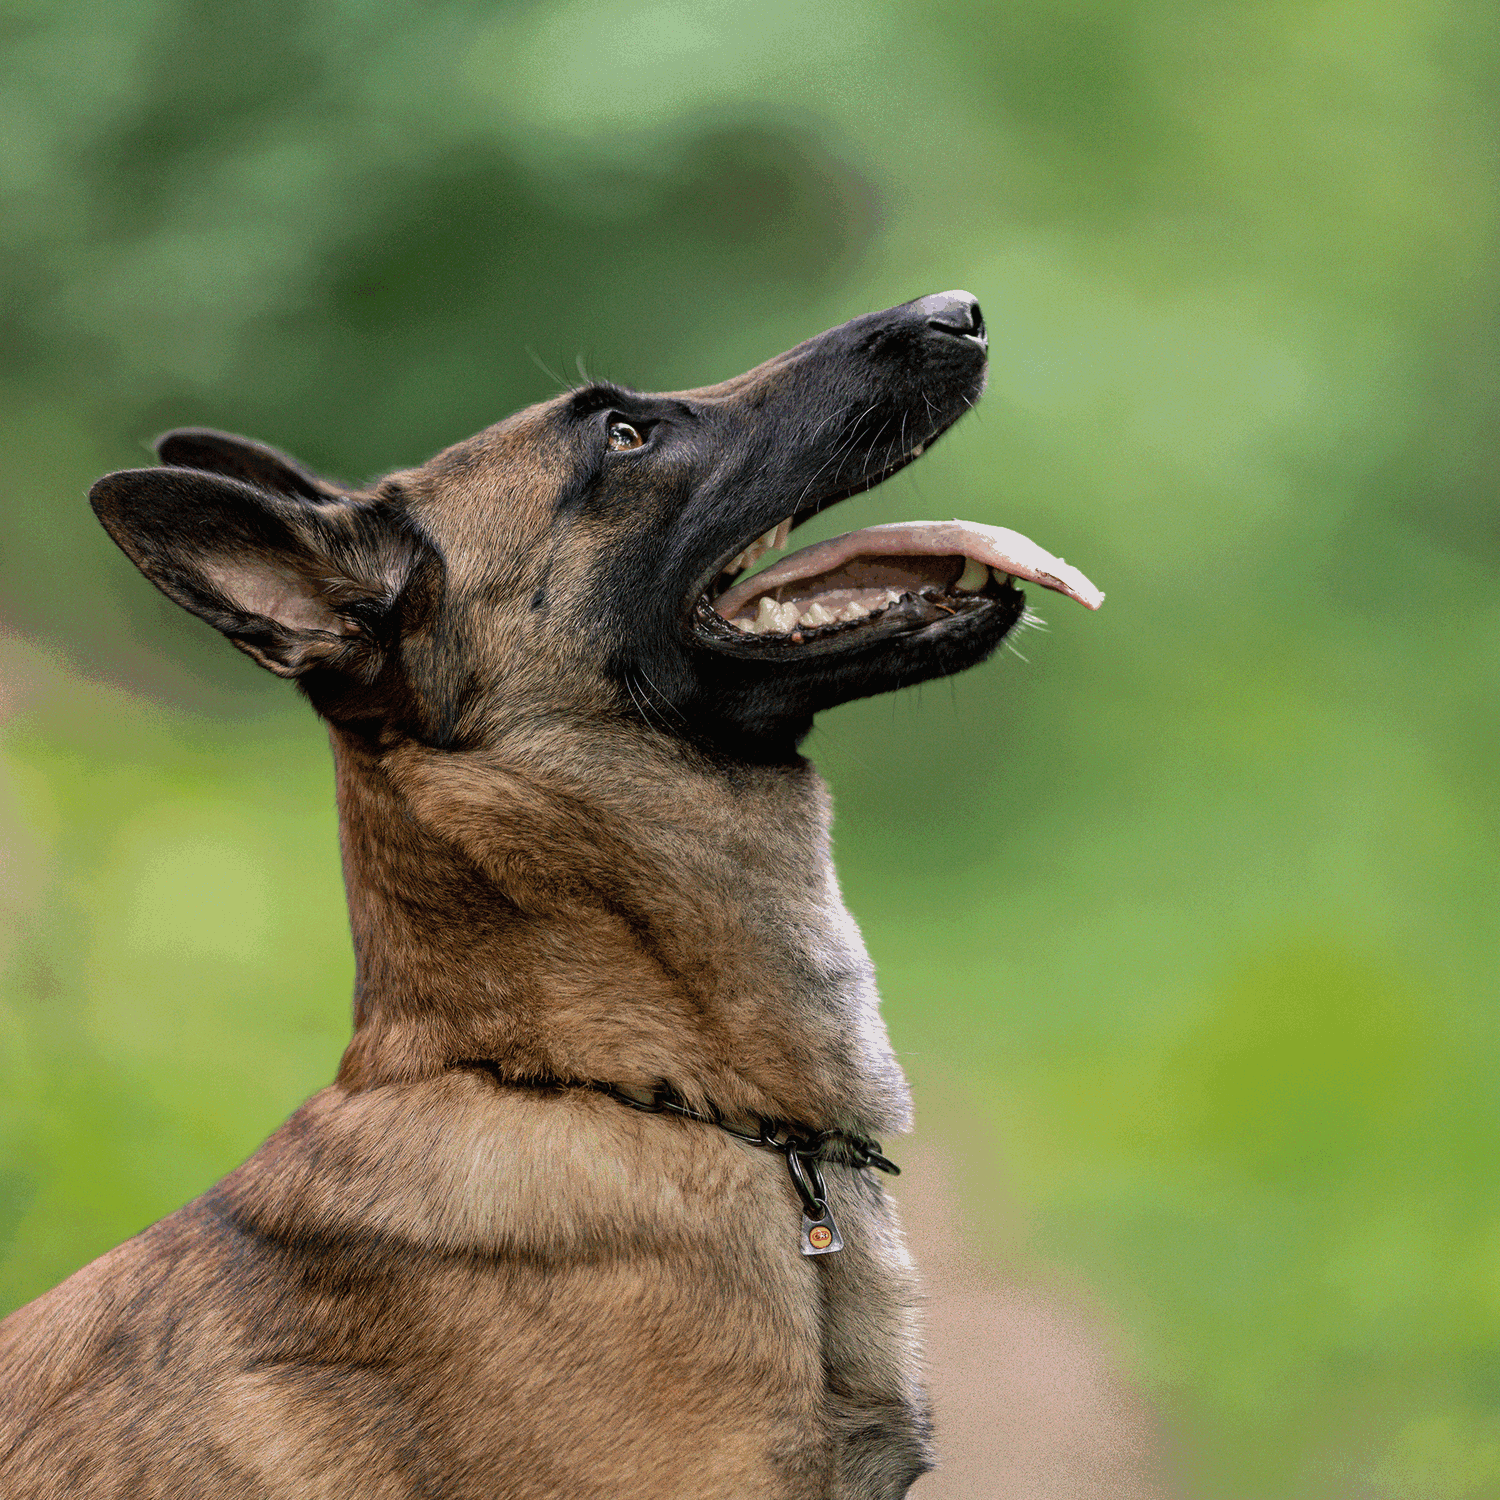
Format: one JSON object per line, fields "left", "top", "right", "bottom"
{"left": 688, "top": 428, "right": 946, "bottom": 610}
{"left": 711, "top": 519, "right": 1104, "bottom": 621}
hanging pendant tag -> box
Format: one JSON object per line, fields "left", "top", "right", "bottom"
{"left": 800, "top": 1206, "right": 843, "bottom": 1256}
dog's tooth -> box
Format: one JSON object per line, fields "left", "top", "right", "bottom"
{"left": 800, "top": 602, "right": 834, "bottom": 628}
{"left": 748, "top": 597, "right": 801, "bottom": 635}
{"left": 837, "top": 601, "right": 869, "bottom": 622}
{"left": 955, "top": 558, "right": 988, "bottom": 592}
{"left": 772, "top": 518, "right": 793, "bottom": 550}
{"left": 726, "top": 549, "right": 747, "bottom": 575}
{"left": 732, "top": 615, "right": 755, "bottom": 632}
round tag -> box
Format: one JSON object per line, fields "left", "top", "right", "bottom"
{"left": 808, "top": 1224, "right": 833, "bottom": 1250}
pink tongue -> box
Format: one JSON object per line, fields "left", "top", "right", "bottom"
{"left": 712, "top": 519, "right": 1105, "bottom": 620}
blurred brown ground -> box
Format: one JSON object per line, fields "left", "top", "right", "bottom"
{"left": 900, "top": 1149, "right": 1175, "bottom": 1499}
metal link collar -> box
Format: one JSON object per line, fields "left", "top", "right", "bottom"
{"left": 453, "top": 1063, "right": 900, "bottom": 1253}
{"left": 591, "top": 1081, "right": 900, "bottom": 1223}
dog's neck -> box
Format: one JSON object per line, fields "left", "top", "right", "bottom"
{"left": 327, "top": 723, "right": 912, "bottom": 1137}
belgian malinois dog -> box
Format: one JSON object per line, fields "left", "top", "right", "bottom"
{"left": 0, "top": 292, "right": 1101, "bottom": 1497}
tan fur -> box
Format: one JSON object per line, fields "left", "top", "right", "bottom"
{"left": 0, "top": 323, "right": 968, "bottom": 1497}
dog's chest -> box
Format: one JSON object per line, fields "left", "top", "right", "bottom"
{"left": 326, "top": 1188, "right": 932, "bottom": 1498}
{"left": 812, "top": 1171, "right": 935, "bottom": 1498}
{"left": 411, "top": 1166, "right": 934, "bottom": 1499}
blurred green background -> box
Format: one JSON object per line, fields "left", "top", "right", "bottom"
{"left": 1, "top": 0, "right": 1496, "bottom": 1493}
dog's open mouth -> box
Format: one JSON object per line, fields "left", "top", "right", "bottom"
{"left": 693, "top": 495, "right": 1103, "bottom": 651}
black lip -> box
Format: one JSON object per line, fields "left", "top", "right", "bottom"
{"left": 683, "top": 391, "right": 992, "bottom": 660}
{"left": 683, "top": 405, "right": 970, "bottom": 631}
{"left": 690, "top": 573, "right": 1026, "bottom": 662}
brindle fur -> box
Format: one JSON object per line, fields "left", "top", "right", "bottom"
{"left": 1, "top": 295, "right": 1014, "bottom": 1497}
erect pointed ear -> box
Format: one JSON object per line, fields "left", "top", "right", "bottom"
{"left": 154, "top": 427, "right": 346, "bottom": 504}
{"left": 90, "top": 465, "right": 430, "bottom": 681}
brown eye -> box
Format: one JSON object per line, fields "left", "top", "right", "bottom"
{"left": 607, "top": 421, "right": 644, "bottom": 451}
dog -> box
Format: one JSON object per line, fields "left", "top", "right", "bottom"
{"left": 0, "top": 291, "right": 1101, "bottom": 1498}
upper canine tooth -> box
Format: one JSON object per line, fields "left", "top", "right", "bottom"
{"left": 772, "top": 518, "right": 793, "bottom": 550}
{"left": 955, "top": 558, "right": 988, "bottom": 592}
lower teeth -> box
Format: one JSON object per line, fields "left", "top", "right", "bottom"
{"left": 736, "top": 588, "right": 906, "bottom": 635}
{"left": 726, "top": 565, "right": 1019, "bottom": 638}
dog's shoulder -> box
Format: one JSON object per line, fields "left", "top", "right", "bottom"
{"left": 0, "top": 1189, "right": 253, "bottom": 1487}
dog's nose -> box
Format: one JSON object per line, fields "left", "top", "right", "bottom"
{"left": 915, "top": 290, "right": 986, "bottom": 349}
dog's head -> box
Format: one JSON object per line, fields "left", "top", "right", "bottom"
{"left": 92, "top": 292, "right": 1100, "bottom": 761}
{"left": 90, "top": 294, "right": 1104, "bottom": 1111}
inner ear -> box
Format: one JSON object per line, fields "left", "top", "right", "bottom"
{"left": 155, "top": 428, "right": 345, "bottom": 504}
{"left": 90, "top": 465, "right": 428, "bottom": 682}
{"left": 198, "top": 555, "right": 349, "bottom": 635}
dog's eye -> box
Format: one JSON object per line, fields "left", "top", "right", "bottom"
{"left": 606, "top": 421, "right": 644, "bottom": 452}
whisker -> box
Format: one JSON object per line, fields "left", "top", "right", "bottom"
{"left": 526, "top": 347, "right": 575, "bottom": 394}
{"left": 635, "top": 667, "right": 687, "bottom": 724}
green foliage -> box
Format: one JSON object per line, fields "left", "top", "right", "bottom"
{"left": 2, "top": 0, "right": 1497, "bottom": 1492}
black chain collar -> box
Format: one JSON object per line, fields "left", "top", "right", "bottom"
{"left": 590, "top": 1081, "right": 899, "bottom": 1259}
{"left": 455, "top": 1062, "right": 899, "bottom": 1257}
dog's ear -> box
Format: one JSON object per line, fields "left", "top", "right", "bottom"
{"left": 154, "top": 427, "right": 346, "bottom": 504}
{"left": 90, "top": 463, "right": 428, "bottom": 681}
